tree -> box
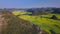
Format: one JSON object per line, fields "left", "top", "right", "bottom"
{"left": 50, "top": 15, "right": 58, "bottom": 20}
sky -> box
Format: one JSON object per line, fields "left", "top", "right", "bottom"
{"left": 0, "top": 0, "right": 60, "bottom": 8}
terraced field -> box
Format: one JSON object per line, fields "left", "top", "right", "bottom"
{"left": 12, "top": 11, "right": 60, "bottom": 34}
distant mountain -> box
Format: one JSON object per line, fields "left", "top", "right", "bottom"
{"left": 26, "top": 8, "right": 60, "bottom": 15}
{"left": 0, "top": 7, "right": 60, "bottom": 14}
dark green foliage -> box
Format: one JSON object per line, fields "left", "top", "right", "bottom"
{"left": 50, "top": 15, "right": 58, "bottom": 20}
{"left": 50, "top": 30, "right": 56, "bottom": 34}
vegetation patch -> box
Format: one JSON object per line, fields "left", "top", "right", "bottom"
{"left": 12, "top": 11, "right": 60, "bottom": 34}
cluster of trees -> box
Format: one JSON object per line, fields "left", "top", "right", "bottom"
{"left": 52, "top": 8, "right": 60, "bottom": 14}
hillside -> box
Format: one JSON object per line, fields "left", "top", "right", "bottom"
{"left": 0, "top": 11, "right": 48, "bottom": 34}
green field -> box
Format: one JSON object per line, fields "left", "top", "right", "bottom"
{"left": 12, "top": 11, "right": 60, "bottom": 34}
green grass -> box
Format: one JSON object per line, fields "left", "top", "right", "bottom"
{"left": 12, "top": 11, "right": 60, "bottom": 34}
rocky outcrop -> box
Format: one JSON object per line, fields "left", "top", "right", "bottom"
{"left": 0, "top": 11, "right": 48, "bottom": 34}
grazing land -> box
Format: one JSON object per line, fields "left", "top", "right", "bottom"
{"left": 12, "top": 11, "right": 60, "bottom": 34}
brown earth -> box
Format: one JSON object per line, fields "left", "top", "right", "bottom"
{"left": 0, "top": 11, "right": 48, "bottom": 34}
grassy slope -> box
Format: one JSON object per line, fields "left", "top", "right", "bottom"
{"left": 12, "top": 11, "right": 60, "bottom": 34}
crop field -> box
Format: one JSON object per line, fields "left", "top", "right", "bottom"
{"left": 12, "top": 11, "right": 60, "bottom": 34}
